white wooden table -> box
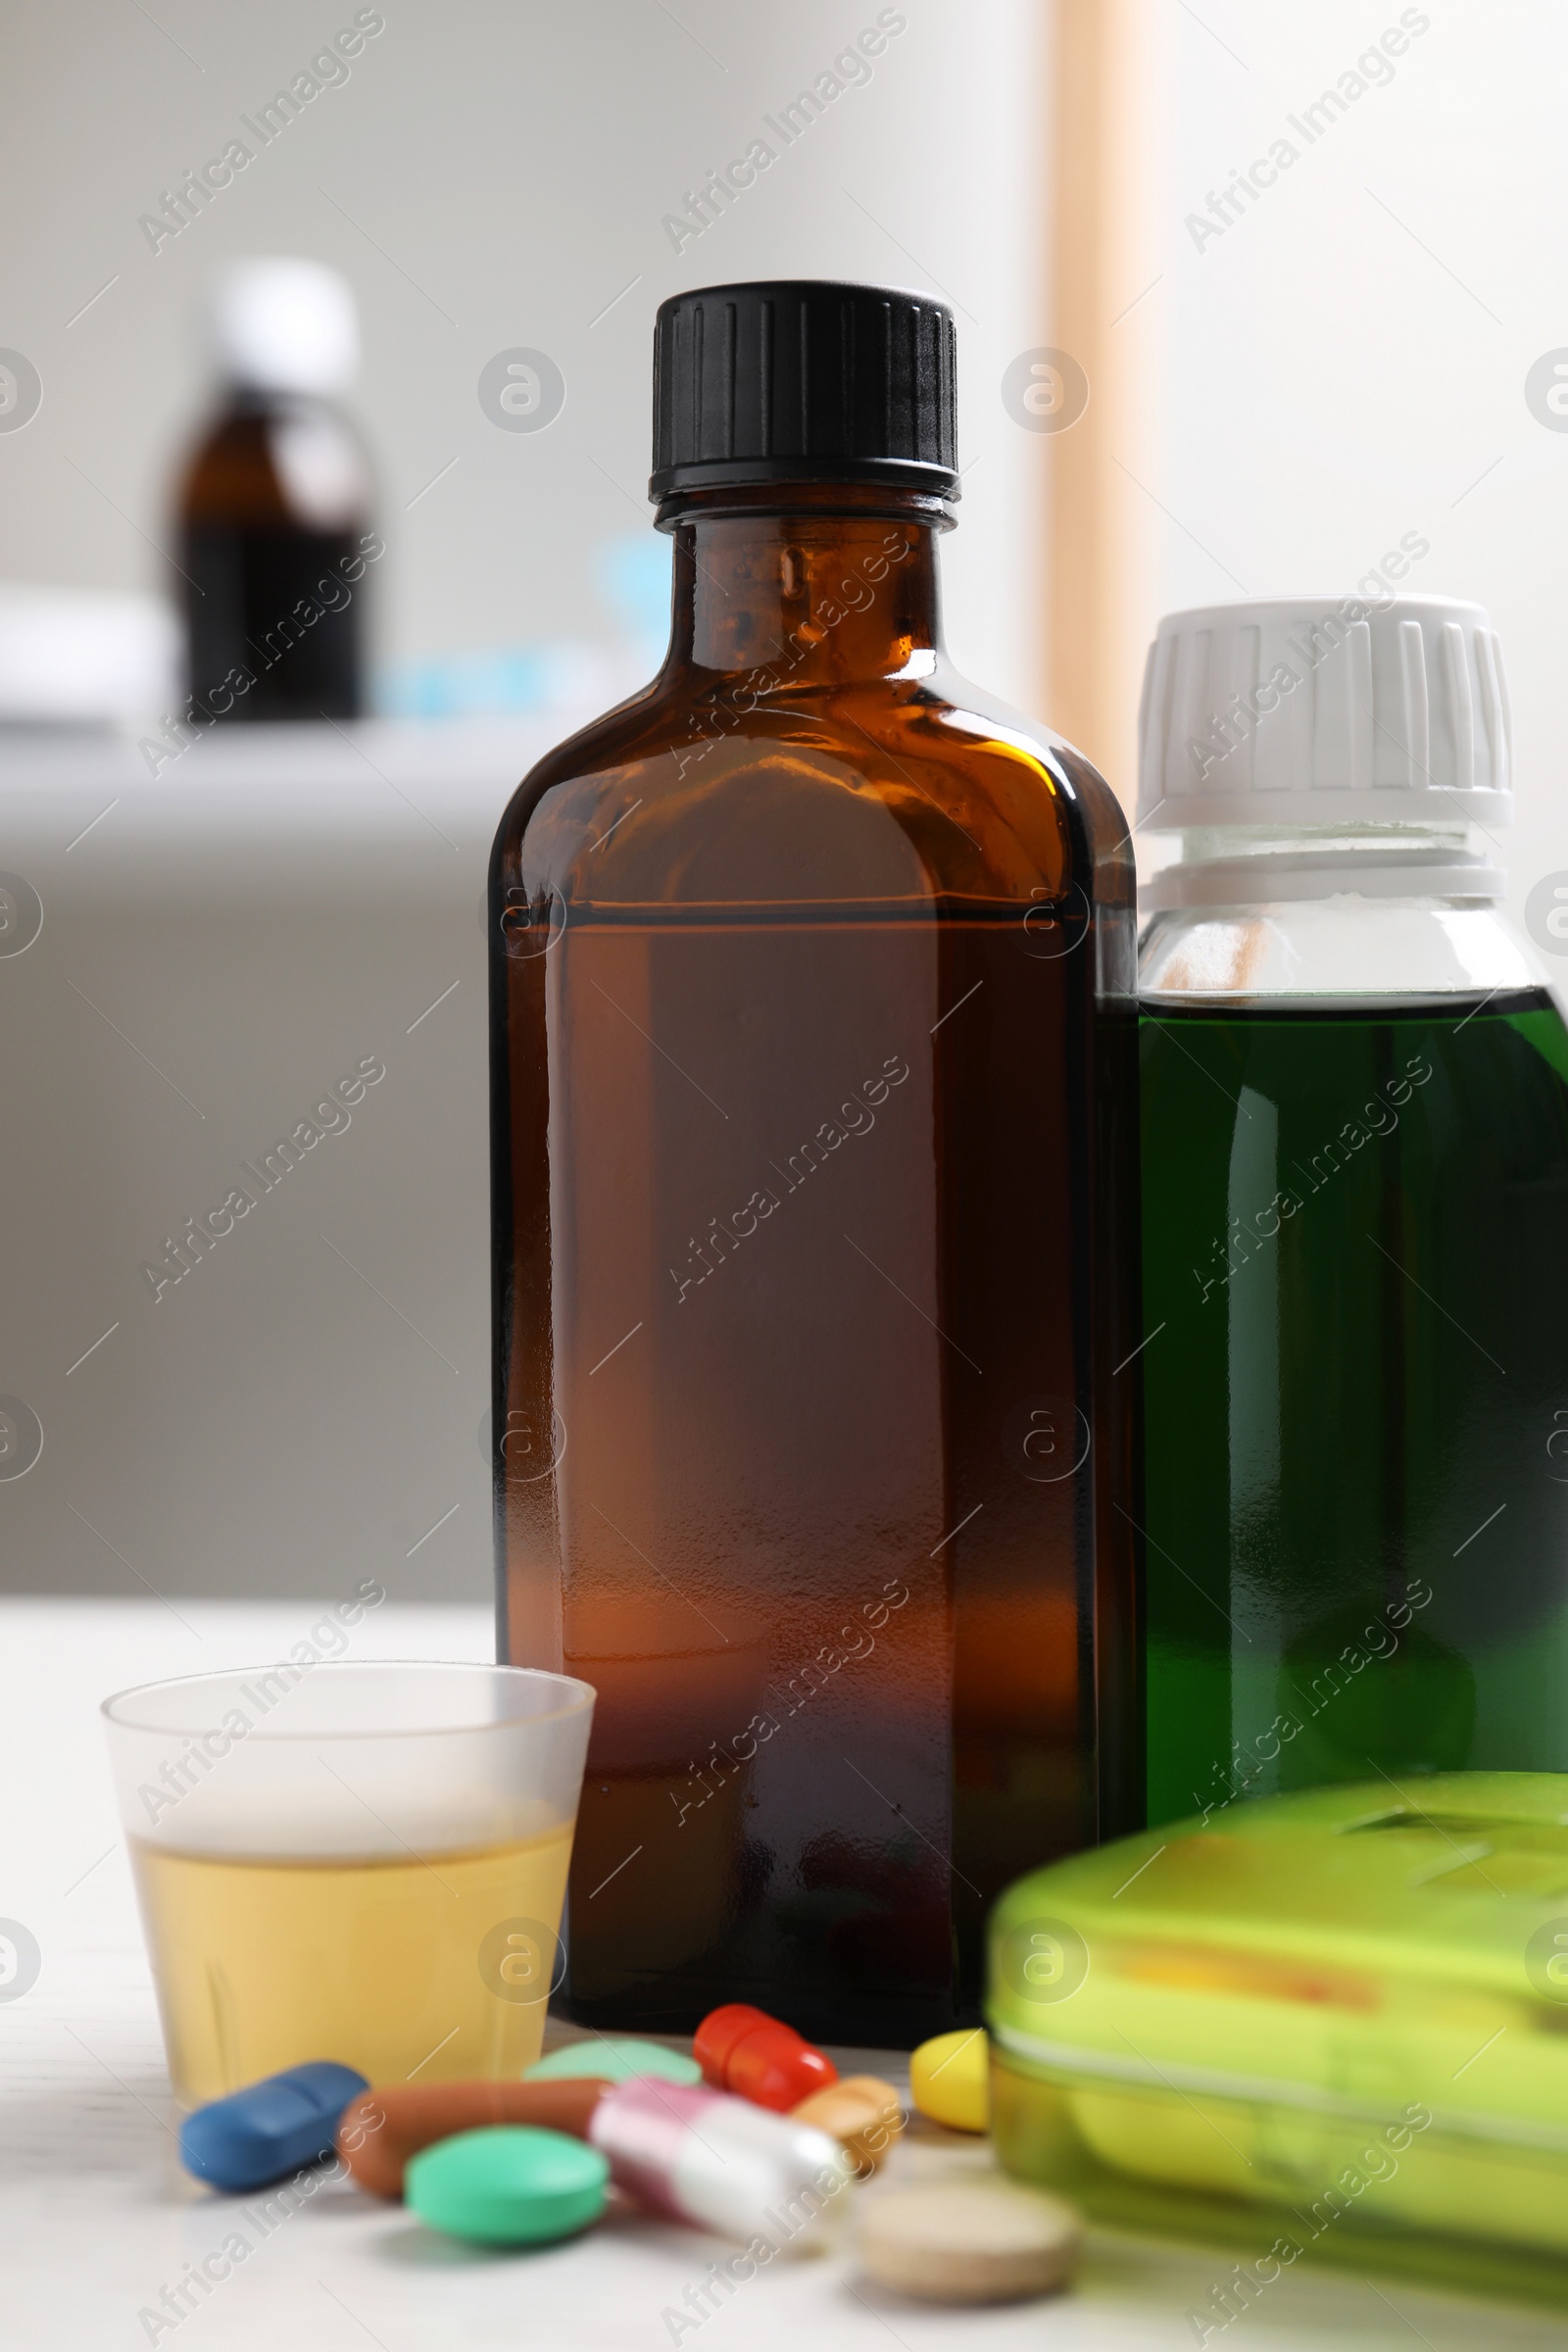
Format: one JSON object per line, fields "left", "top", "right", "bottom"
{"left": 4, "top": 1598, "right": 1560, "bottom": 2351}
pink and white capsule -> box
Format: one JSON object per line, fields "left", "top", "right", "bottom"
{"left": 588, "top": 2079, "right": 855, "bottom": 2250}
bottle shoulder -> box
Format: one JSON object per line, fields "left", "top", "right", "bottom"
{"left": 491, "top": 662, "right": 1135, "bottom": 912}
{"left": 1140, "top": 897, "right": 1550, "bottom": 1004}
{"left": 179, "top": 399, "right": 370, "bottom": 533}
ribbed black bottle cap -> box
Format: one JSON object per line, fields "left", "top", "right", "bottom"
{"left": 650, "top": 279, "right": 957, "bottom": 504}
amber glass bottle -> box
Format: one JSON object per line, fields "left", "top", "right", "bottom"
{"left": 176, "top": 260, "right": 371, "bottom": 722}
{"left": 490, "top": 281, "right": 1141, "bottom": 2043}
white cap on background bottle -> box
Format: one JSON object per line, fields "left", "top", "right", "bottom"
{"left": 211, "top": 259, "right": 359, "bottom": 396}
{"left": 1136, "top": 594, "right": 1513, "bottom": 908}
{"left": 1138, "top": 594, "right": 1512, "bottom": 826}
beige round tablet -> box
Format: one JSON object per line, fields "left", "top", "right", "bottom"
{"left": 856, "top": 2176, "right": 1082, "bottom": 2305}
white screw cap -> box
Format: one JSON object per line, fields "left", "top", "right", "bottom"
{"left": 212, "top": 259, "right": 359, "bottom": 396}
{"left": 1137, "top": 594, "right": 1512, "bottom": 830}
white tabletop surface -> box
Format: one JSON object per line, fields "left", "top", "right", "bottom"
{"left": 5, "top": 1596, "right": 1564, "bottom": 2352}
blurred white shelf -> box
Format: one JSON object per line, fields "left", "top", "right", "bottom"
{"left": 0, "top": 717, "right": 595, "bottom": 1606}
{"left": 0, "top": 714, "right": 578, "bottom": 851}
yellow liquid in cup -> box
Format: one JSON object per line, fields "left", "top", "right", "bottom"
{"left": 131, "top": 1824, "right": 573, "bottom": 2107}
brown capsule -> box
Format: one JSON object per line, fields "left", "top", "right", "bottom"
{"left": 790, "top": 2074, "right": 906, "bottom": 2175}
{"left": 337, "top": 2077, "right": 610, "bottom": 2199}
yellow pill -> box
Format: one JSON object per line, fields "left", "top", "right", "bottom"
{"left": 909, "top": 2029, "right": 989, "bottom": 2132}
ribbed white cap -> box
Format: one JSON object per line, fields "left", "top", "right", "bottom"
{"left": 1137, "top": 595, "right": 1513, "bottom": 830}
{"left": 212, "top": 259, "right": 358, "bottom": 396}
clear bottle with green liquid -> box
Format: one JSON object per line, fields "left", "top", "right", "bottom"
{"left": 1136, "top": 595, "right": 1568, "bottom": 1827}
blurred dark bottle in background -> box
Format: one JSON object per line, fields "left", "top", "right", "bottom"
{"left": 176, "top": 259, "right": 372, "bottom": 722}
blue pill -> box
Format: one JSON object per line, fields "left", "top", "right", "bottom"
{"left": 180, "top": 2061, "right": 368, "bottom": 2191}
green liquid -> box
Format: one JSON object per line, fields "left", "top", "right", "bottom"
{"left": 1140, "top": 988, "right": 1568, "bottom": 1830}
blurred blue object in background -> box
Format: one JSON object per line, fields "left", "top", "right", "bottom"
{"left": 594, "top": 531, "right": 671, "bottom": 680}
{"left": 377, "top": 535, "right": 669, "bottom": 718}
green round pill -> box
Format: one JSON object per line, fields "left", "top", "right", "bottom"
{"left": 523, "top": 2036, "right": 701, "bottom": 2086}
{"left": 406, "top": 2127, "right": 609, "bottom": 2246}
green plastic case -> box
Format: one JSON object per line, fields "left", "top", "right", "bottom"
{"left": 987, "top": 1776, "right": 1568, "bottom": 2306}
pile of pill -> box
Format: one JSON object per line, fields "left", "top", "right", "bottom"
{"left": 179, "top": 2009, "right": 1079, "bottom": 2306}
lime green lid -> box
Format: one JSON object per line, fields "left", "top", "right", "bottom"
{"left": 987, "top": 1775, "right": 1568, "bottom": 2146}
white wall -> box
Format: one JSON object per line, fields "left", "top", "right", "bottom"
{"left": 0, "top": 0, "right": 1048, "bottom": 715}
{"left": 1149, "top": 0, "right": 1568, "bottom": 929}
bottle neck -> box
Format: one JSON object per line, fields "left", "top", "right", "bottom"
{"left": 1144, "top": 819, "right": 1504, "bottom": 913}
{"left": 657, "top": 483, "right": 950, "bottom": 688}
